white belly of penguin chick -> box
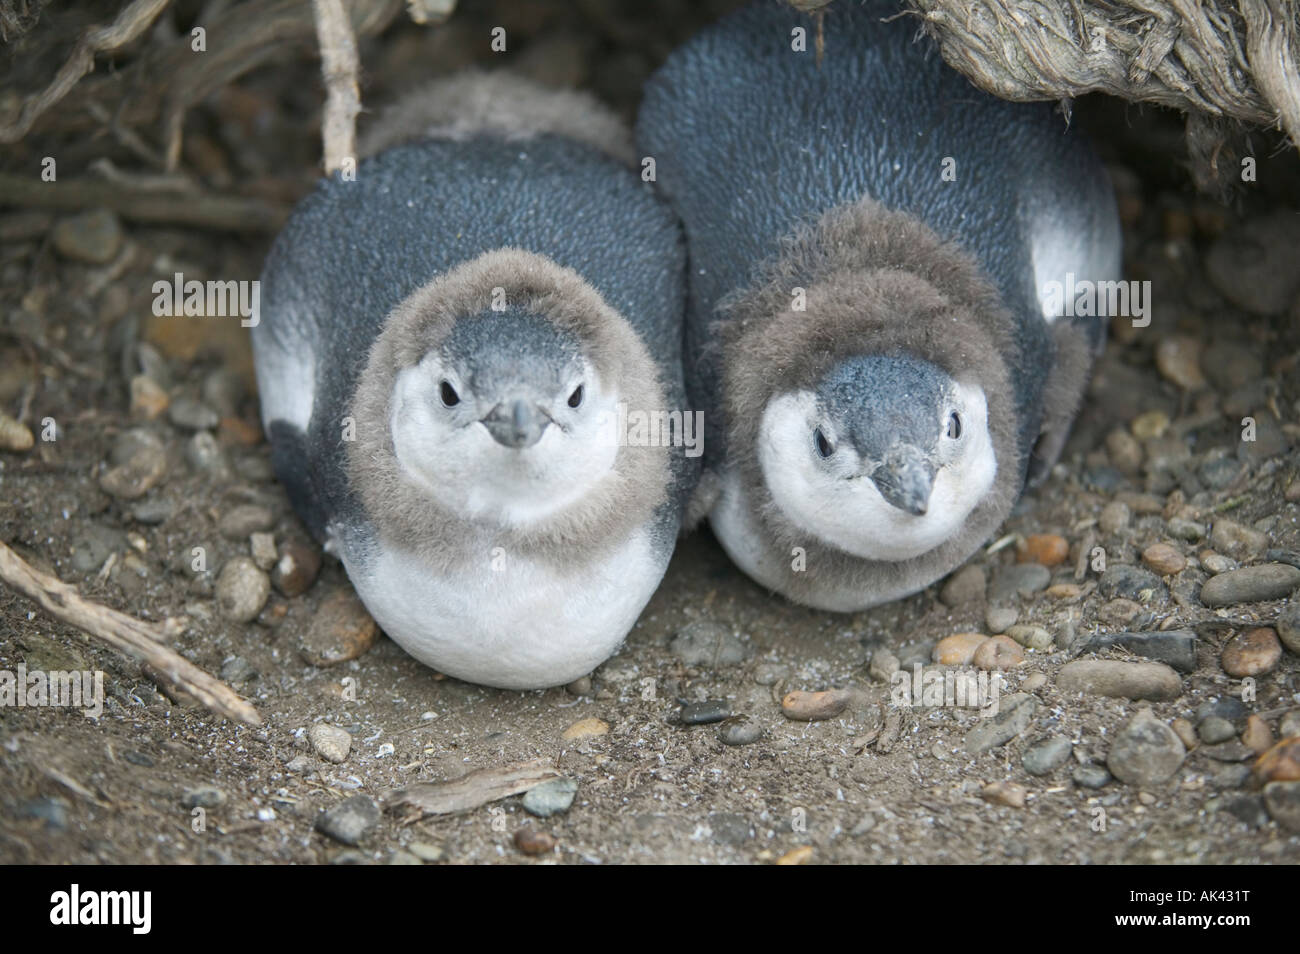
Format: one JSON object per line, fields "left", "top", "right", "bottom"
{"left": 342, "top": 527, "right": 664, "bottom": 690}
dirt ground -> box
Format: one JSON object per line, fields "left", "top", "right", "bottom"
{"left": 2, "top": 0, "right": 1299, "bottom": 864}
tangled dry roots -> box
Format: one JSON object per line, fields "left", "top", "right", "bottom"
{"left": 907, "top": 0, "right": 1300, "bottom": 187}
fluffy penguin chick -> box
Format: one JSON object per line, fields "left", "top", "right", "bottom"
{"left": 254, "top": 73, "right": 693, "bottom": 688}
{"left": 637, "top": 0, "right": 1121, "bottom": 612}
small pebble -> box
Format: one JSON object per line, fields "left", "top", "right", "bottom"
{"left": 1044, "top": 582, "right": 1082, "bottom": 600}
{"left": 565, "top": 676, "right": 592, "bottom": 696}
{"left": 1204, "top": 213, "right": 1300, "bottom": 315}
{"left": 130, "top": 375, "right": 169, "bottom": 420}
{"left": 1107, "top": 709, "right": 1186, "bottom": 788}
{"left": 1201, "top": 566, "right": 1300, "bottom": 607}
{"left": 522, "top": 777, "right": 578, "bottom": 818}
{"left": 1056, "top": 660, "right": 1182, "bottom": 701}
{"left": 51, "top": 208, "right": 122, "bottom": 263}
{"left": 776, "top": 846, "right": 813, "bottom": 865}
{"left": 514, "top": 827, "right": 557, "bottom": 855}
{"left": 1099, "top": 501, "right": 1131, "bottom": 535}
{"left": 315, "top": 795, "right": 380, "bottom": 845}
{"left": 1171, "top": 718, "right": 1198, "bottom": 750}
{"left": 249, "top": 532, "right": 277, "bottom": 570}
{"left": 932, "top": 633, "right": 988, "bottom": 666}
{"left": 1279, "top": 604, "right": 1300, "bottom": 656}
{"left": 1105, "top": 430, "right": 1143, "bottom": 475}
{"left": 985, "top": 606, "right": 1017, "bottom": 634}
{"left": 215, "top": 556, "right": 270, "bottom": 623}
{"left": 1209, "top": 519, "right": 1268, "bottom": 560}
{"left": 980, "top": 781, "right": 1026, "bottom": 808}
{"left": 100, "top": 429, "right": 168, "bottom": 499}
{"left": 168, "top": 396, "right": 220, "bottom": 431}
{"left": 182, "top": 785, "right": 227, "bottom": 809}
{"left": 1141, "top": 542, "right": 1186, "bottom": 576}
{"left": 300, "top": 589, "right": 378, "bottom": 666}
{"left": 308, "top": 724, "right": 352, "bottom": 764}
{"left": 1096, "top": 598, "right": 1141, "bottom": 627}
{"left": 939, "top": 564, "right": 986, "bottom": 606}
{"left": 1079, "top": 630, "right": 1198, "bottom": 673}
{"left": 718, "top": 714, "right": 764, "bottom": 746}
{"left": 1155, "top": 335, "right": 1206, "bottom": 389}
{"left": 1072, "top": 764, "right": 1111, "bottom": 789}
{"left": 131, "top": 497, "right": 172, "bottom": 525}
{"left": 184, "top": 431, "right": 225, "bottom": 473}
{"left": 1017, "top": 534, "right": 1068, "bottom": 567}
{"left": 679, "top": 700, "right": 731, "bottom": 725}
{"left": 1098, "top": 565, "right": 1167, "bottom": 603}
{"left": 1020, "top": 672, "right": 1047, "bottom": 692}
{"left": 1200, "top": 551, "right": 1236, "bottom": 574}
{"left": 1253, "top": 737, "right": 1300, "bottom": 784}
{"left": 1201, "top": 742, "right": 1255, "bottom": 763}
{"left": 271, "top": 539, "right": 322, "bottom": 597}
{"left": 219, "top": 503, "right": 275, "bottom": 540}
{"left": 1243, "top": 715, "right": 1273, "bottom": 754}
{"left": 1131, "top": 410, "right": 1169, "bottom": 440}
{"left": 220, "top": 656, "right": 256, "bottom": 684}
{"left": 1005, "top": 625, "right": 1052, "bottom": 652}
{"left": 868, "top": 649, "right": 900, "bottom": 683}
{"left": 1196, "top": 697, "right": 1249, "bottom": 725}
{"left": 1166, "top": 517, "right": 1205, "bottom": 542}
{"left": 964, "top": 693, "right": 1036, "bottom": 755}
{"left": 1220, "top": 627, "right": 1283, "bottom": 677}
{"left": 1022, "top": 735, "right": 1072, "bottom": 776}
{"left": 1280, "top": 711, "right": 1300, "bottom": 739}
{"left": 989, "top": 564, "right": 1049, "bottom": 602}
{"left": 408, "top": 842, "right": 445, "bottom": 862}
{"left": 972, "top": 635, "right": 1026, "bottom": 670}
{"left": 561, "top": 718, "right": 609, "bottom": 741}
{"left": 669, "top": 621, "right": 748, "bottom": 667}
{"left": 781, "top": 689, "right": 853, "bottom": 721}
{"left": 1198, "top": 717, "right": 1237, "bottom": 745}
{"left": 1263, "top": 781, "right": 1300, "bottom": 831}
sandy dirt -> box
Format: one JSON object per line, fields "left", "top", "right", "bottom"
{"left": 1, "top": 0, "right": 1299, "bottom": 864}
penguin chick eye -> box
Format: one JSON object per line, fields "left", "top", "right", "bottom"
{"left": 567, "top": 384, "right": 584, "bottom": 409}
{"left": 946, "top": 411, "right": 962, "bottom": 440}
{"left": 439, "top": 381, "right": 460, "bottom": 408}
{"left": 814, "top": 427, "right": 835, "bottom": 459}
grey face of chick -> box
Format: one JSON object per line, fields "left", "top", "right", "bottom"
{"left": 816, "top": 353, "right": 957, "bottom": 516}
{"left": 438, "top": 307, "right": 585, "bottom": 448}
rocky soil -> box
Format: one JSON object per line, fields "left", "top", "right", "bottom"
{"left": 1, "top": 0, "right": 1299, "bottom": 864}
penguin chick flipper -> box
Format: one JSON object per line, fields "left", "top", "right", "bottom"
{"left": 267, "top": 420, "right": 331, "bottom": 545}
{"left": 1026, "top": 320, "right": 1097, "bottom": 488}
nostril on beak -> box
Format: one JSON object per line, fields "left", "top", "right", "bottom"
{"left": 484, "top": 399, "right": 548, "bottom": 449}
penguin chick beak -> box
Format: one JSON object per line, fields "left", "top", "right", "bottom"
{"left": 483, "top": 399, "right": 549, "bottom": 449}
{"left": 871, "top": 446, "right": 935, "bottom": 516}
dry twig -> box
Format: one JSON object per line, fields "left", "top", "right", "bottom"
{"left": 311, "top": 0, "right": 362, "bottom": 175}
{"left": 387, "top": 758, "right": 559, "bottom": 817}
{"left": 0, "top": 541, "right": 261, "bottom": 726}
{"left": 0, "top": 172, "right": 288, "bottom": 231}
{"left": 0, "top": 0, "right": 173, "bottom": 144}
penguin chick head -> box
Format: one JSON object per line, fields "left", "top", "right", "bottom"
{"left": 758, "top": 353, "right": 996, "bottom": 562}
{"left": 389, "top": 306, "right": 620, "bottom": 528}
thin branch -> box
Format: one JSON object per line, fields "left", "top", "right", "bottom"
{"left": 0, "top": 0, "right": 173, "bottom": 144}
{"left": 0, "top": 172, "right": 289, "bottom": 232}
{"left": 0, "top": 541, "right": 261, "bottom": 726}
{"left": 311, "top": 0, "right": 361, "bottom": 175}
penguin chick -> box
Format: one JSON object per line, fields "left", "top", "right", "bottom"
{"left": 254, "top": 73, "right": 693, "bottom": 688}
{"left": 637, "top": 0, "right": 1121, "bottom": 611}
